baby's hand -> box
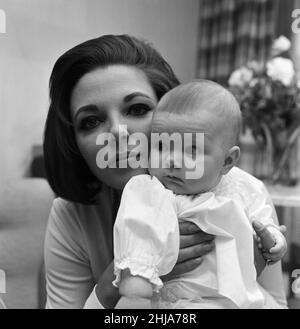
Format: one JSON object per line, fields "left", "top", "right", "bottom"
{"left": 262, "top": 226, "right": 287, "bottom": 264}
{"left": 253, "top": 220, "right": 287, "bottom": 265}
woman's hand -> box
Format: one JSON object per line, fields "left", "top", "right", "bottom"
{"left": 95, "top": 261, "right": 120, "bottom": 309}
{"left": 161, "top": 221, "right": 215, "bottom": 282}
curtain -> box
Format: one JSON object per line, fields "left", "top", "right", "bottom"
{"left": 197, "top": 0, "right": 278, "bottom": 84}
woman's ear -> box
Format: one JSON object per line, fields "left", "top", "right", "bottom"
{"left": 221, "top": 146, "right": 240, "bottom": 175}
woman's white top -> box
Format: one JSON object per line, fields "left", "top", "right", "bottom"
{"left": 113, "top": 167, "right": 280, "bottom": 309}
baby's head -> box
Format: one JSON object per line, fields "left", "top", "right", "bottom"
{"left": 149, "top": 79, "right": 242, "bottom": 195}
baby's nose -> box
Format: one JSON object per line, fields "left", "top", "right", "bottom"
{"left": 169, "top": 151, "right": 182, "bottom": 169}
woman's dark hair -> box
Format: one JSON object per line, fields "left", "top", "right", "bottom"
{"left": 43, "top": 34, "right": 180, "bottom": 204}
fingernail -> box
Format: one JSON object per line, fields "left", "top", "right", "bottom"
{"left": 253, "top": 221, "right": 264, "bottom": 230}
{"left": 204, "top": 243, "right": 213, "bottom": 251}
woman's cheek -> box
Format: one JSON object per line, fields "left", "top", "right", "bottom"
{"left": 76, "top": 133, "right": 100, "bottom": 172}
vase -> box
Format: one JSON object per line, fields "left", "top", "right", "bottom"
{"left": 238, "top": 128, "right": 300, "bottom": 186}
{"left": 238, "top": 128, "right": 273, "bottom": 179}
{"left": 271, "top": 137, "right": 300, "bottom": 186}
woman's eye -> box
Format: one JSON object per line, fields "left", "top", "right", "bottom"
{"left": 80, "top": 116, "right": 102, "bottom": 130}
{"left": 127, "top": 104, "right": 152, "bottom": 116}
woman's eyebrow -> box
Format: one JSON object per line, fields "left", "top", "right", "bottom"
{"left": 74, "top": 104, "right": 98, "bottom": 120}
{"left": 123, "top": 92, "right": 152, "bottom": 103}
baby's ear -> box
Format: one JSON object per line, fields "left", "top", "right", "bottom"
{"left": 221, "top": 146, "right": 240, "bottom": 175}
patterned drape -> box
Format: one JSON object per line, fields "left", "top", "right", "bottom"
{"left": 197, "top": 0, "right": 278, "bottom": 84}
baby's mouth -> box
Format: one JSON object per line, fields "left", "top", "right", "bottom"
{"left": 164, "top": 174, "right": 184, "bottom": 184}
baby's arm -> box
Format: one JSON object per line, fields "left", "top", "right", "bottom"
{"left": 247, "top": 184, "right": 287, "bottom": 265}
{"left": 113, "top": 175, "right": 179, "bottom": 309}
{"left": 253, "top": 221, "right": 287, "bottom": 264}
{"left": 115, "top": 269, "right": 153, "bottom": 309}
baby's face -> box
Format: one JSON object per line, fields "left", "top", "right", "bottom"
{"left": 149, "top": 111, "right": 228, "bottom": 195}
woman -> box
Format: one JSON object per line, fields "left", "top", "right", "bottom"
{"left": 43, "top": 34, "right": 287, "bottom": 308}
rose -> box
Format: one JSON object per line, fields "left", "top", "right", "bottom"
{"left": 247, "top": 61, "right": 265, "bottom": 75}
{"left": 228, "top": 66, "right": 253, "bottom": 88}
{"left": 271, "top": 35, "right": 291, "bottom": 56}
{"left": 266, "top": 57, "right": 294, "bottom": 86}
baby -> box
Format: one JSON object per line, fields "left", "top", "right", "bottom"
{"left": 113, "top": 80, "right": 286, "bottom": 309}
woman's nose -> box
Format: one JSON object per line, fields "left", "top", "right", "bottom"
{"left": 109, "top": 115, "right": 129, "bottom": 144}
{"left": 109, "top": 113, "right": 125, "bottom": 134}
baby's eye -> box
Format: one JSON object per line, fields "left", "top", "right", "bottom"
{"left": 80, "top": 116, "right": 102, "bottom": 130}
{"left": 185, "top": 145, "right": 197, "bottom": 154}
{"left": 183, "top": 145, "right": 201, "bottom": 161}
{"left": 127, "top": 104, "right": 152, "bottom": 116}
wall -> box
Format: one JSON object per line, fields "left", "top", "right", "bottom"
{"left": 0, "top": 0, "right": 199, "bottom": 179}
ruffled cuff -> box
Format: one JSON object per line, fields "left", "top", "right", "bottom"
{"left": 113, "top": 258, "right": 163, "bottom": 293}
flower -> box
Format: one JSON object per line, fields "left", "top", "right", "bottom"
{"left": 271, "top": 35, "right": 291, "bottom": 56}
{"left": 266, "top": 57, "right": 294, "bottom": 86}
{"left": 228, "top": 36, "right": 300, "bottom": 184}
{"left": 228, "top": 66, "right": 253, "bottom": 88}
{"left": 228, "top": 37, "right": 299, "bottom": 139}
{"left": 247, "top": 61, "right": 265, "bottom": 75}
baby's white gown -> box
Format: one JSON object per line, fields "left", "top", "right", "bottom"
{"left": 113, "top": 167, "right": 275, "bottom": 309}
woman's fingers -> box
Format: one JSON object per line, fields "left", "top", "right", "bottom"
{"left": 168, "top": 221, "right": 215, "bottom": 281}
{"left": 179, "top": 230, "right": 214, "bottom": 249}
{"left": 178, "top": 222, "right": 214, "bottom": 249}
{"left": 172, "top": 257, "right": 203, "bottom": 277}
{"left": 177, "top": 242, "right": 214, "bottom": 263}
{"left": 262, "top": 252, "right": 281, "bottom": 263}
{"left": 161, "top": 257, "right": 203, "bottom": 282}
{"left": 179, "top": 221, "right": 202, "bottom": 234}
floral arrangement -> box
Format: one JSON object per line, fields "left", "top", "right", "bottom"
{"left": 228, "top": 36, "right": 300, "bottom": 184}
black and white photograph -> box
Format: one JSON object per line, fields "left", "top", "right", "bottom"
{"left": 0, "top": 0, "right": 300, "bottom": 313}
